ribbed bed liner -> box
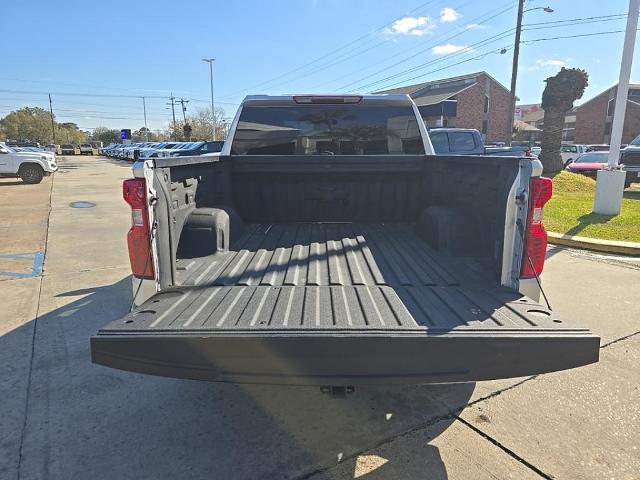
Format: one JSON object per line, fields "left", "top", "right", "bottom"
{"left": 114, "top": 223, "right": 566, "bottom": 333}
{"left": 176, "top": 223, "right": 489, "bottom": 288}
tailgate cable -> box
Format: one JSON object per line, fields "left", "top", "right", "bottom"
{"left": 516, "top": 219, "right": 553, "bottom": 311}
{"left": 130, "top": 221, "right": 157, "bottom": 312}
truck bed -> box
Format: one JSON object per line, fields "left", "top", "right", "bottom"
{"left": 92, "top": 223, "right": 599, "bottom": 385}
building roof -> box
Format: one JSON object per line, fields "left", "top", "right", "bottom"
{"left": 412, "top": 83, "right": 477, "bottom": 106}
{"left": 575, "top": 83, "right": 640, "bottom": 110}
{"left": 375, "top": 71, "right": 512, "bottom": 98}
{"left": 514, "top": 119, "right": 541, "bottom": 132}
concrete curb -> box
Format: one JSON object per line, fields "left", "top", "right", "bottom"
{"left": 548, "top": 232, "right": 640, "bottom": 256}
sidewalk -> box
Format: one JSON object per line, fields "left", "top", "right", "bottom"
{"left": 548, "top": 231, "right": 640, "bottom": 256}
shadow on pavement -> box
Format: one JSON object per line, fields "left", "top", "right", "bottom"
{"left": 0, "top": 180, "right": 27, "bottom": 187}
{"left": 3, "top": 276, "right": 475, "bottom": 480}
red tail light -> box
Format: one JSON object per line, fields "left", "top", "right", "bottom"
{"left": 521, "top": 176, "right": 553, "bottom": 279}
{"left": 123, "top": 178, "right": 154, "bottom": 279}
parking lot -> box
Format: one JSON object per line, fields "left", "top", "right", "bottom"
{"left": 1, "top": 155, "right": 639, "bottom": 480}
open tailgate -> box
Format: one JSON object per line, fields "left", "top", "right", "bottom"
{"left": 91, "top": 285, "right": 599, "bottom": 385}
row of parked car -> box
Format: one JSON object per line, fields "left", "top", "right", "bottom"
{"left": 101, "top": 141, "right": 224, "bottom": 161}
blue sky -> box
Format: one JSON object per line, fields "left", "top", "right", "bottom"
{"left": 1, "top": 0, "right": 637, "bottom": 132}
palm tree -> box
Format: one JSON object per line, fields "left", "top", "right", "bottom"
{"left": 539, "top": 68, "right": 589, "bottom": 174}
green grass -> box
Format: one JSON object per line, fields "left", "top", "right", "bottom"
{"left": 544, "top": 171, "right": 640, "bottom": 242}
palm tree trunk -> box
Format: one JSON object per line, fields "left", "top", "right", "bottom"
{"left": 540, "top": 108, "right": 565, "bottom": 174}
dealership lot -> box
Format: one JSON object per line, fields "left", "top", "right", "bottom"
{"left": 1, "top": 156, "right": 639, "bottom": 480}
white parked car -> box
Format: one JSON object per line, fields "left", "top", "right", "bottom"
{"left": 0, "top": 142, "right": 58, "bottom": 184}
{"left": 561, "top": 144, "right": 588, "bottom": 166}
{"left": 79, "top": 143, "right": 94, "bottom": 155}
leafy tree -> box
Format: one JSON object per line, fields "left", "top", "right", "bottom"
{"left": 90, "top": 127, "right": 122, "bottom": 145}
{"left": 0, "top": 107, "right": 88, "bottom": 144}
{"left": 132, "top": 127, "right": 160, "bottom": 142}
{"left": 540, "top": 68, "right": 589, "bottom": 173}
{"left": 0, "top": 107, "right": 55, "bottom": 144}
{"left": 56, "top": 122, "right": 87, "bottom": 144}
{"left": 166, "top": 107, "right": 227, "bottom": 141}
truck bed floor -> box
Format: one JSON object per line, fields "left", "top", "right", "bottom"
{"left": 118, "top": 223, "right": 566, "bottom": 332}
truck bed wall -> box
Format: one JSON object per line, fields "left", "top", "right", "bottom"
{"left": 161, "top": 155, "right": 522, "bottom": 284}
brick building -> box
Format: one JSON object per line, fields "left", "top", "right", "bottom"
{"left": 574, "top": 83, "right": 640, "bottom": 145}
{"left": 517, "top": 104, "right": 576, "bottom": 143}
{"left": 377, "top": 71, "right": 511, "bottom": 143}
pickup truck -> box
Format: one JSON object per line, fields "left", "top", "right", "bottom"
{"left": 79, "top": 143, "right": 94, "bottom": 155}
{"left": 0, "top": 142, "right": 58, "bottom": 184}
{"left": 91, "top": 94, "right": 599, "bottom": 386}
{"left": 621, "top": 134, "right": 640, "bottom": 184}
{"left": 428, "top": 127, "right": 535, "bottom": 158}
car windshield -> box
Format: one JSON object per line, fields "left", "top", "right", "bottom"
{"left": 630, "top": 135, "right": 640, "bottom": 146}
{"left": 576, "top": 153, "right": 608, "bottom": 163}
{"left": 231, "top": 104, "right": 425, "bottom": 155}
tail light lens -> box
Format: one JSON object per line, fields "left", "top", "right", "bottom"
{"left": 123, "top": 178, "right": 154, "bottom": 279}
{"left": 293, "top": 95, "right": 363, "bottom": 104}
{"left": 521, "top": 176, "right": 553, "bottom": 279}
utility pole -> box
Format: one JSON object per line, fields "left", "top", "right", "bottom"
{"left": 142, "top": 96, "right": 149, "bottom": 141}
{"left": 202, "top": 58, "right": 216, "bottom": 140}
{"left": 167, "top": 93, "right": 178, "bottom": 140}
{"left": 48, "top": 93, "right": 56, "bottom": 143}
{"left": 178, "top": 98, "right": 189, "bottom": 123}
{"left": 594, "top": 0, "right": 639, "bottom": 215}
{"left": 167, "top": 93, "right": 177, "bottom": 124}
{"left": 505, "top": 3, "right": 553, "bottom": 144}
{"left": 506, "top": 0, "right": 525, "bottom": 145}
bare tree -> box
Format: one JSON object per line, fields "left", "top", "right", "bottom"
{"left": 539, "top": 68, "right": 589, "bottom": 174}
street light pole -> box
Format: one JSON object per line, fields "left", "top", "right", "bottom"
{"left": 202, "top": 58, "right": 216, "bottom": 141}
{"left": 506, "top": 4, "right": 554, "bottom": 144}
{"left": 594, "top": 0, "right": 639, "bottom": 215}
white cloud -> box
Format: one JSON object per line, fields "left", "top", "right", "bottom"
{"left": 440, "top": 7, "right": 461, "bottom": 23}
{"left": 528, "top": 58, "right": 574, "bottom": 71}
{"left": 538, "top": 59, "right": 567, "bottom": 67}
{"left": 385, "top": 16, "right": 436, "bottom": 36}
{"left": 465, "top": 23, "right": 486, "bottom": 30}
{"left": 432, "top": 44, "right": 472, "bottom": 55}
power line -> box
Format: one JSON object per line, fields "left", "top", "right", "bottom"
{"left": 216, "top": 0, "right": 458, "bottom": 98}
{"left": 368, "top": 45, "right": 511, "bottom": 93}
{"left": 521, "top": 28, "right": 635, "bottom": 44}
{"left": 339, "top": 11, "right": 626, "bottom": 93}
{"left": 367, "top": 28, "right": 634, "bottom": 94}
{"left": 0, "top": 88, "right": 166, "bottom": 99}
{"left": 228, "top": 0, "right": 478, "bottom": 96}
{"left": 522, "top": 13, "right": 626, "bottom": 27}
{"left": 328, "top": 1, "right": 516, "bottom": 92}
{"left": 0, "top": 76, "right": 183, "bottom": 95}
{"left": 353, "top": 27, "right": 516, "bottom": 92}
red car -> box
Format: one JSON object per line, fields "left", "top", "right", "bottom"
{"left": 565, "top": 151, "right": 608, "bottom": 179}
{"left": 566, "top": 151, "right": 632, "bottom": 187}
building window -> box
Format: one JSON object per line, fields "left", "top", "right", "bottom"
{"left": 481, "top": 119, "right": 488, "bottom": 134}
{"left": 483, "top": 95, "right": 490, "bottom": 114}
{"left": 607, "top": 98, "right": 615, "bottom": 117}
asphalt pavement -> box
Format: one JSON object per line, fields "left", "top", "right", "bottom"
{"left": 1, "top": 156, "right": 638, "bottom": 480}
